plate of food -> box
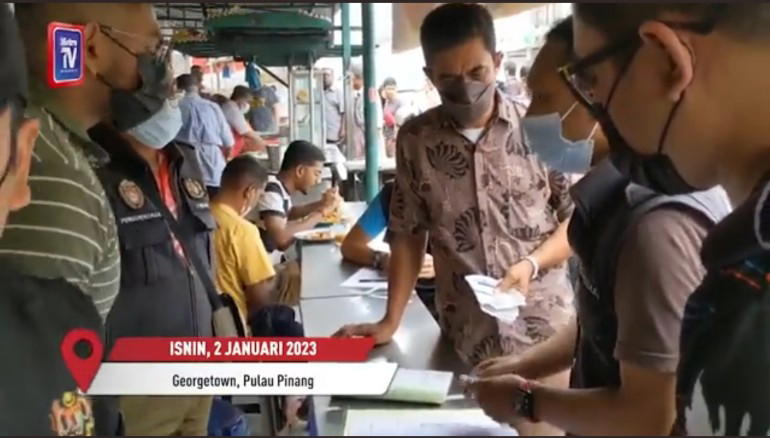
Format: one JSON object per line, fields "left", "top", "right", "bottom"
{"left": 295, "top": 228, "right": 337, "bottom": 243}
{"left": 318, "top": 206, "right": 350, "bottom": 227}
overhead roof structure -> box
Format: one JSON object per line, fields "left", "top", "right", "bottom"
{"left": 154, "top": 3, "right": 363, "bottom": 65}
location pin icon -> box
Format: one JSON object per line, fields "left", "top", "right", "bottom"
{"left": 60, "top": 329, "right": 104, "bottom": 392}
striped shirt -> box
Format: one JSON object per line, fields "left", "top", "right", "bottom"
{"left": 0, "top": 104, "right": 120, "bottom": 320}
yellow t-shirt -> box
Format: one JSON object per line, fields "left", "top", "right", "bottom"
{"left": 211, "top": 202, "right": 276, "bottom": 325}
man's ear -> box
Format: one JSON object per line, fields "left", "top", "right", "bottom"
{"left": 83, "top": 21, "right": 108, "bottom": 77}
{"left": 639, "top": 20, "right": 694, "bottom": 102}
{"left": 9, "top": 118, "right": 39, "bottom": 212}
{"left": 493, "top": 51, "right": 503, "bottom": 70}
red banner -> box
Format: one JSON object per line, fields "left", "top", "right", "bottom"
{"left": 108, "top": 337, "right": 375, "bottom": 362}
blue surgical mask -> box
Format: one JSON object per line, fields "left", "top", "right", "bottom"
{"left": 522, "top": 102, "right": 598, "bottom": 174}
{"left": 126, "top": 99, "right": 183, "bottom": 150}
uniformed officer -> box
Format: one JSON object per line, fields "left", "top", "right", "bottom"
{"left": 87, "top": 44, "right": 217, "bottom": 434}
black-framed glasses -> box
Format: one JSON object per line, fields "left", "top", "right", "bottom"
{"left": 558, "top": 14, "right": 723, "bottom": 112}
{"left": 99, "top": 24, "right": 172, "bottom": 62}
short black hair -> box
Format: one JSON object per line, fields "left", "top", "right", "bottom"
{"left": 231, "top": 85, "right": 252, "bottom": 101}
{"left": 547, "top": 17, "right": 573, "bottom": 50}
{"left": 420, "top": 3, "right": 496, "bottom": 63}
{"left": 574, "top": 4, "right": 768, "bottom": 50}
{"left": 176, "top": 74, "right": 195, "bottom": 92}
{"left": 280, "top": 140, "right": 325, "bottom": 172}
{"left": 520, "top": 65, "right": 530, "bottom": 80}
{"left": 221, "top": 155, "right": 269, "bottom": 190}
{"left": 210, "top": 94, "right": 228, "bottom": 106}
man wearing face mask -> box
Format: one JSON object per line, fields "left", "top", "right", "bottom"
{"left": 569, "top": 4, "right": 770, "bottom": 435}
{"left": 465, "top": 18, "right": 730, "bottom": 436}
{"left": 335, "top": 4, "right": 574, "bottom": 427}
{"left": 220, "top": 85, "right": 266, "bottom": 158}
{"left": 86, "top": 34, "right": 217, "bottom": 436}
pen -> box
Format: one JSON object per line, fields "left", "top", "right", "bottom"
{"left": 359, "top": 278, "right": 387, "bottom": 283}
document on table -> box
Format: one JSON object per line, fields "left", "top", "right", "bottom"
{"left": 341, "top": 267, "right": 388, "bottom": 289}
{"left": 343, "top": 409, "right": 518, "bottom": 436}
{"left": 340, "top": 368, "right": 453, "bottom": 405}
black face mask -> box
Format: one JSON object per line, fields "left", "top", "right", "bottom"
{"left": 592, "top": 47, "right": 699, "bottom": 196}
{"left": 98, "top": 26, "right": 173, "bottom": 132}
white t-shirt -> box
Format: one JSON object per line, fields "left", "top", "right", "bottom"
{"left": 460, "top": 128, "right": 484, "bottom": 143}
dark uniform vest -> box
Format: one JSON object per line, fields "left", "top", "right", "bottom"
{"left": 89, "top": 124, "right": 214, "bottom": 349}
{"left": 567, "top": 160, "right": 730, "bottom": 389}
{"left": 0, "top": 271, "right": 114, "bottom": 435}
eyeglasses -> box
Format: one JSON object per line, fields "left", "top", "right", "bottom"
{"left": 558, "top": 13, "right": 723, "bottom": 113}
{"left": 99, "top": 24, "right": 172, "bottom": 62}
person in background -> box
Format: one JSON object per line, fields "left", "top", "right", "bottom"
{"left": 255, "top": 140, "right": 340, "bottom": 254}
{"left": 349, "top": 63, "right": 366, "bottom": 160}
{"left": 0, "top": 6, "right": 107, "bottom": 435}
{"left": 323, "top": 68, "right": 344, "bottom": 148}
{"left": 569, "top": 4, "right": 770, "bottom": 435}
{"left": 190, "top": 65, "right": 211, "bottom": 100}
{"left": 380, "top": 77, "right": 401, "bottom": 158}
{"left": 335, "top": 7, "right": 575, "bottom": 436}
{"left": 176, "top": 73, "right": 235, "bottom": 198}
{"left": 89, "top": 54, "right": 216, "bottom": 433}
{"left": 502, "top": 60, "right": 523, "bottom": 98}
{"left": 220, "top": 85, "right": 266, "bottom": 158}
{"left": 465, "top": 17, "right": 730, "bottom": 436}
{"left": 248, "top": 84, "right": 279, "bottom": 133}
{"left": 210, "top": 155, "right": 274, "bottom": 328}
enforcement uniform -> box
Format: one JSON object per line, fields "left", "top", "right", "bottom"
{"left": 88, "top": 123, "right": 215, "bottom": 435}
{"left": 568, "top": 160, "right": 730, "bottom": 390}
{"left": 0, "top": 270, "right": 105, "bottom": 436}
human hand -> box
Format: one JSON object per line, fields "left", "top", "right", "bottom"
{"left": 472, "top": 355, "right": 523, "bottom": 378}
{"left": 498, "top": 259, "right": 535, "bottom": 294}
{"left": 462, "top": 374, "right": 529, "bottom": 425}
{"left": 332, "top": 320, "right": 397, "bottom": 345}
{"left": 418, "top": 254, "right": 435, "bottom": 279}
{"left": 322, "top": 186, "right": 341, "bottom": 210}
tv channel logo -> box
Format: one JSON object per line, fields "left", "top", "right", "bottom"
{"left": 47, "top": 22, "right": 85, "bottom": 88}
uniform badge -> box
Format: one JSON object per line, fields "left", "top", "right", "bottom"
{"left": 49, "top": 391, "right": 95, "bottom": 436}
{"left": 118, "top": 179, "right": 144, "bottom": 210}
{"left": 183, "top": 178, "right": 207, "bottom": 200}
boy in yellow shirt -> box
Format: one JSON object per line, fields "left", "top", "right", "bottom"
{"left": 210, "top": 156, "right": 275, "bottom": 328}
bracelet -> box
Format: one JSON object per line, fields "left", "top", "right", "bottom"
{"left": 372, "top": 251, "right": 386, "bottom": 271}
{"left": 523, "top": 256, "right": 539, "bottom": 280}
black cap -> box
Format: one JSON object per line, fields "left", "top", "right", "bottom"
{"left": 0, "top": 4, "right": 28, "bottom": 106}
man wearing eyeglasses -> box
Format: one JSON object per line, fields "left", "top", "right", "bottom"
{"left": 7, "top": 3, "right": 169, "bottom": 324}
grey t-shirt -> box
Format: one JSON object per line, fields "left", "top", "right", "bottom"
{"left": 324, "top": 87, "right": 344, "bottom": 143}
{"left": 613, "top": 205, "right": 711, "bottom": 373}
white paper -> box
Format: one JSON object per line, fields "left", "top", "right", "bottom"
{"left": 465, "top": 275, "right": 526, "bottom": 324}
{"left": 341, "top": 267, "right": 388, "bottom": 290}
{"left": 366, "top": 231, "right": 390, "bottom": 254}
{"left": 343, "top": 409, "right": 518, "bottom": 436}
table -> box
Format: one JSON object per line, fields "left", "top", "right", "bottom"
{"left": 297, "top": 235, "right": 472, "bottom": 436}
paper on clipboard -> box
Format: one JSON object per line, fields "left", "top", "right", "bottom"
{"left": 343, "top": 409, "right": 518, "bottom": 436}
{"left": 341, "top": 367, "right": 453, "bottom": 405}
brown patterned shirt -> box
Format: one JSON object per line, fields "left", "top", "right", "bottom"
{"left": 389, "top": 91, "right": 575, "bottom": 365}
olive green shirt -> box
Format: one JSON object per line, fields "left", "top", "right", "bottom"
{"left": 0, "top": 94, "right": 120, "bottom": 320}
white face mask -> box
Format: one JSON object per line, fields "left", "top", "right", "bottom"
{"left": 239, "top": 103, "right": 250, "bottom": 114}
{"left": 126, "top": 99, "right": 183, "bottom": 150}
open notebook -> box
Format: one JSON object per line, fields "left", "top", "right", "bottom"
{"left": 337, "top": 367, "right": 453, "bottom": 405}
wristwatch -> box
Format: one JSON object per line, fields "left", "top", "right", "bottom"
{"left": 513, "top": 380, "right": 539, "bottom": 423}
{"left": 372, "top": 251, "right": 387, "bottom": 271}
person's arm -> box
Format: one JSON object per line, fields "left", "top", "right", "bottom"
{"left": 473, "top": 316, "right": 577, "bottom": 379}
{"left": 499, "top": 169, "right": 574, "bottom": 292}
{"left": 470, "top": 207, "right": 710, "bottom": 435}
{"left": 262, "top": 213, "right": 325, "bottom": 252}
{"left": 288, "top": 186, "right": 339, "bottom": 220}
{"left": 334, "top": 126, "right": 429, "bottom": 343}
{"left": 234, "top": 223, "right": 277, "bottom": 313}
{"left": 341, "top": 190, "right": 387, "bottom": 267}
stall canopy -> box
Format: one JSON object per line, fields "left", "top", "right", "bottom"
{"left": 391, "top": 3, "right": 545, "bottom": 53}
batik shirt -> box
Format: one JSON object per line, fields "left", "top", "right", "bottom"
{"left": 389, "top": 91, "right": 575, "bottom": 365}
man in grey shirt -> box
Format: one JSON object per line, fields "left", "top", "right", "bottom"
{"left": 323, "top": 68, "right": 344, "bottom": 146}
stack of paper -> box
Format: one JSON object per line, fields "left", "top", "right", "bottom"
{"left": 343, "top": 409, "right": 518, "bottom": 436}
{"left": 465, "top": 275, "right": 526, "bottom": 324}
